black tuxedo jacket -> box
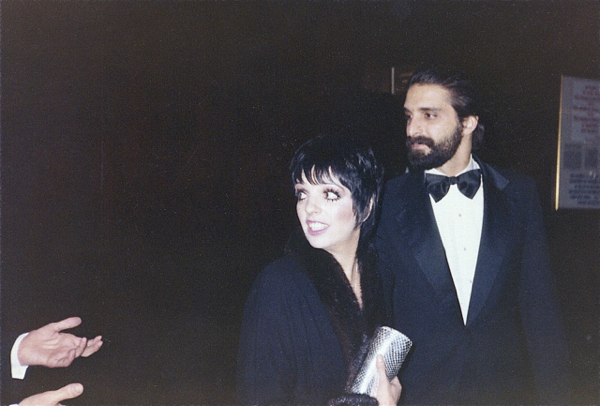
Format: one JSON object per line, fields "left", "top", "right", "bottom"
{"left": 376, "top": 158, "right": 572, "bottom": 405}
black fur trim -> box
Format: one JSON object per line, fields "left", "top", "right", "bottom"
{"left": 284, "top": 228, "right": 386, "bottom": 390}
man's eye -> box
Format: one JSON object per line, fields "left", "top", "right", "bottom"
{"left": 425, "top": 112, "right": 436, "bottom": 119}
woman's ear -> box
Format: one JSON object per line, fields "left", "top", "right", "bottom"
{"left": 363, "top": 198, "right": 375, "bottom": 223}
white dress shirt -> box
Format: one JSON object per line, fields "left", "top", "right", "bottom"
{"left": 426, "top": 156, "right": 484, "bottom": 324}
{"left": 11, "top": 332, "right": 29, "bottom": 379}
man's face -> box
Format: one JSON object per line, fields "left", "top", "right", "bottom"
{"left": 403, "top": 83, "right": 464, "bottom": 170}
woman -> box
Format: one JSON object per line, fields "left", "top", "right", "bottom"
{"left": 237, "top": 134, "right": 401, "bottom": 405}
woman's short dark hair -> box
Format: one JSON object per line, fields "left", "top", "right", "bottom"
{"left": 408, "top": 64, "right": 485, "bottom": 150}
{"left": 290, "top": 134, "right": 383, "bottom": 246}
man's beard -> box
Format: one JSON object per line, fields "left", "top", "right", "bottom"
{"left": 406, "top": 124, "right": 463, "bottom": 170}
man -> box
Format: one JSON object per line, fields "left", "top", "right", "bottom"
{"left": 376, "top": 65, "right": 572, "bottom": 404}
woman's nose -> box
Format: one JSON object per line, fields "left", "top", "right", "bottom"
{"left": 304, "top": 196, "right": 320, "bottom": 214}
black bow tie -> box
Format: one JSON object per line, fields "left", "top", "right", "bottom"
{"left": 425, "top": 169, "right": 482, "bottom": 202}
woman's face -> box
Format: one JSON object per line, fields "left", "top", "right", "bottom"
{"left": 294, "top": 172, "right": 360, "bottom": 261}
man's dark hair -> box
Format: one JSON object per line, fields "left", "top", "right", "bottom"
{"left": 290, "top": 133, "right": 383, "bottom": 248}
{"left": 408, "top": 64, "right": 485, "bottom": 150}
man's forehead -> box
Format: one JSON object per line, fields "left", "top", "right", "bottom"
{"left": 403, "top": 106, "right": 443, "bottom": 113}
{"left": 404, "top": 83, "right": 453, "bottom": 108}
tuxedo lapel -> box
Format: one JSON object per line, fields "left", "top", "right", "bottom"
{"left": 466, "top": 160, "right": 512, "bottom": 326}
{"left": 393, "top": 172, "right": 462, "bottom": 313}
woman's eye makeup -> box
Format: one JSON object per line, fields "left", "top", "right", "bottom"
{"left": 324, "top": 189, "right": 341, "bottom": 201}
{"left": 294, "top": 184, "right": 343, "bottom": 202}
{"left": 295, "top": 190, "right": 307, "bottom": 201}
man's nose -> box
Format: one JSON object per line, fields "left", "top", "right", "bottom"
{"left": 406, "top": 118, "right": 422, "bottom": 137}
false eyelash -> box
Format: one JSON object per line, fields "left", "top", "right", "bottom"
{"left": 324, "top": 188, "right": 341, "bottom": 201}
{"left": 294, "top": 189, "right": 307, "bottom": 200}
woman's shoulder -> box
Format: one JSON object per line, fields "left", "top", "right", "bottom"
{"left": 253, "top": 256, "right": 312, "bottom": 291}
{"left": 243, "top": 256, "right": 322, "bottom": 318}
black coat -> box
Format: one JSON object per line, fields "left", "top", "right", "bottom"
{"left": 237, "top": 230, "right": 386, "bottom": 405}
{"left": 376, "top": 158, "right": 572, "bottom": 405}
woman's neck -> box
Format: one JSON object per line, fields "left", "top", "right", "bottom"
{"left": 335, "top": 254, "right": 362, "bottom": 309}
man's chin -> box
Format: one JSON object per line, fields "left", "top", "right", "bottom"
{"left": 408, "top": 153, "right": 436, "bottom": 170}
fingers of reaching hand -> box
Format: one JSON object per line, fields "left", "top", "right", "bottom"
{"left": 73, "top": 337, "right": 88, "bottom": 358}
{"left": 57, "top": 383, "right": 84, "bottom": 400}
{"left": 19, "top": 383, "right": 84, "bottom": 406}
{"left": 50, "top": 317, "right": 83, "bottom": 333}
{"left": 81, "top": 335, "right": 103, "bottom": 357}
{"left": 50, "top": 334, "right": 102, "bottom": 366}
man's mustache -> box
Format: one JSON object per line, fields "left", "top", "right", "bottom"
{"left": 406, "top": 136, "right": 434, "bottom": 149}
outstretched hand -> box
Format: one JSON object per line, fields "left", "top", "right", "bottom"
{"left": 19, "top": 383, "right": 84, "bottom": 406}
{"left": 375, "top": 355, "right": 402, "bottom": 406}
{"left": 18, "top": 317, "right": 103, "bottom": 368}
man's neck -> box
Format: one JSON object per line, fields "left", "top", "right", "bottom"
{"left": 434, "top": 155, "right": 470, "bottom": 176}
{"left": 434, "top": 140, "right": 473, "bottom": 176}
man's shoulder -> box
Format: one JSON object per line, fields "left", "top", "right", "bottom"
{"left": 383, "top": 171, "right": 417, "bottom": 195}
{"left": 479, "top": 159, "right": 522, "bottom": 178}
{"left": 378, "top": 172, "right": 421, "bottom": 224}
{"left": 478, "top": 160, "right": 537, "bottom": 192}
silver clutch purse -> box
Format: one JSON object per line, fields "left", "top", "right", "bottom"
{"left": 349, "top": 326, "right": 412, "bottom": 397}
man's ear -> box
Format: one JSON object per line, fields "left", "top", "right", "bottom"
{"left": 462, "top": 115, "right": 479, "bottom": 136}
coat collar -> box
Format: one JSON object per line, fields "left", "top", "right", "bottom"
{"left": 284, "top": 229, "right": 385, "bottom": 389}
{"left": 390, "top": 157, "right": 514, "bottom": 326}
{"left": 466, "top": 157, "right": 513, "bottom": 325}
{"left": 392, "top": 171, "right": 462, "bottom": 319}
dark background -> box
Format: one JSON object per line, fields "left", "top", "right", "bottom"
{"left": 1, "top": 1, "right": 598, "bottom": 404}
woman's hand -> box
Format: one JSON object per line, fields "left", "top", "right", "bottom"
{"left": 375, "top": 355, "right": 401, "bottom": 406}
